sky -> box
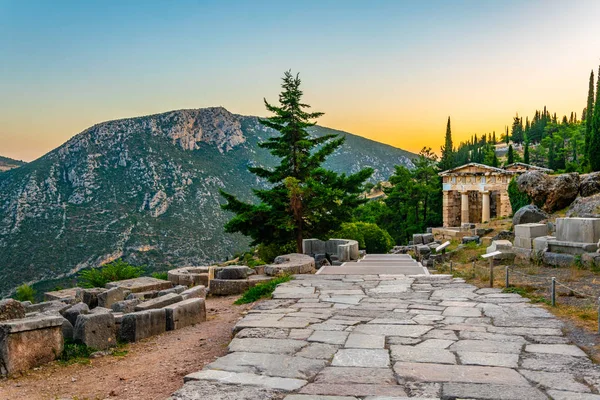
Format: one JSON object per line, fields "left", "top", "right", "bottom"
{"left": 1, "top": 0, "right": 600, "bottom": 162}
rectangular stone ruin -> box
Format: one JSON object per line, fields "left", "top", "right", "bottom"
{"left": 546, "top": 218, "right": 600, "bottom": 255}
{"left": 106, "top": 277, "right": 173, "bottom": 293}
{"left": 485, "top": 240, "right": 515, "bottom": 265}
{"left": 164, "top": 298, "right": 206, "bottom": 331}
{"left": 512, "top": 223, "right": 548, "bottom": 258}
{"left": 73, "top": 310, "right": 116, "bottom": 350}
{"left": 168, "top": 267, "right": 211, "bottom": 287}
{"left": 0, "top": 315, "right": 64, "bottom": 376}
{"left": 43, "top": 287, "right": 80, "bottom": 303}
{"left": 119, "top": 309, "right": 167, "bottom": 342}
{"left": 302, "top": 239, "right": 359, "bottom": 262}
{"left": 135, "top": 293, "right": 183, "bottom": 312}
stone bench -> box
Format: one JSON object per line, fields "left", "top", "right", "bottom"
{"left": 0, "top": 315, "right": 64, "bottom": 376}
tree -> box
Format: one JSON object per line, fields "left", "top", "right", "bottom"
{"left": 221, "top": 71, "right": 373, "bottom": 252}
{"left": 511, "top": 115, "right": 524, "bottom": 144}
{"left": 507, "top": 144, "right": 514, "bottom": 165}
{"left": 585, "top": 70, "right": 595, "bottom": 162}
{"left": 524, "top": 141, "right": 530, "bottom": 164}
{"left": 438, "top": 116, "right": 454, "bottom": 171}
{"left": 591, "top": 66, "right": 600, "bottom": 171}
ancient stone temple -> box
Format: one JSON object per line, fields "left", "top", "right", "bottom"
{"left": 439, "top": 162, "right": 551, "bottom": 227}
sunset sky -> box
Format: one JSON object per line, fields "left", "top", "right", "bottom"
{"left": 1, "top": 0, "right": 600, "bottom": 161}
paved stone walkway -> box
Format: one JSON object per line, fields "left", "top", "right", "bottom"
{"left": 169, "top": 273, "right": 600, "bottom": 400}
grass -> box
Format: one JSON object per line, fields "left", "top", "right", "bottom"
{"left": 151, "top": 271, "right": 169, "bottom": 280}
{"left": 58, "top": 340, "right": 96, "bottom": 365}
{"left": 502, "top": 286, "right": 551, "bottom": 305}
{"left": 234, "top": 275, "right": 293, "bottom": 305}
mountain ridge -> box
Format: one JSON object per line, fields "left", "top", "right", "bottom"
{"left": 0, "top": 155, "right": 26, "bottom": 172}
{"left": 0, "top": 106, "right": 416, "bottom": 296}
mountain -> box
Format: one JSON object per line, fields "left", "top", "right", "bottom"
{"left": 0, "top": 156, "right": 26, "bottom": 172}
{"left": 0, "top": 107, "right": 416, "bottom": 296}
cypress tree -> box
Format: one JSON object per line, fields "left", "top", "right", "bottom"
{"left": 439, "top": 116, "right": 454, "bottom": 171}
{"left": 524, "top": 141, "right": 530, "bottom": 164}
{"left": 585, "top": 70, "right": 595, "bottom": 161}
{"left": 507, "top": 145, "right": 514, "bottom": 165}
{"left": 505, "top": 126, "right": 509, "bottom": 144}
{"left": 590, "top": 66, "right": 600, "bottom": 171}
{"left": 492, "top": 131, "right": 496, "bottom": 144}
{"left": 220, "top": 71, "right": 373, "bottom": 251}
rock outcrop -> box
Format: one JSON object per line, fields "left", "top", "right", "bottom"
{"left": 517, "top": 171, "right": 580, "bottom": 212}
{"left": 567, "top": 193, "right": 600, "bottom": 218}
{"left": 579, "top": 172, "right": 600, "bottom": 197}
{"left": 512, "top": 205, "right": 548, "bottom": 225}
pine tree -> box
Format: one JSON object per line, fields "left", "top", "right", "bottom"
{"left": 524, "top": 141, "right": 530, "bottom": 164}
{"left": 220, "top": 71, "right": 373, "bottom": 251}
{"left": 439, "top": 116, "right": 454, "bottom": 171}
{"left": 505, "top": 126, "right": 509, "bottom": 144}
{"left": 492, "top": 152, "right": 499, "bottom": 167}
{"left": 507, "top": 145, "right": 514, "bottom": 165}
{"left": 585, "top": 70, "right": 595, "bottom": 163}
{"left": 492, "top": 131, "right": 496, "bottom": 144}
{"left": 590, "top": 66, "right": 600, "bottom": 171}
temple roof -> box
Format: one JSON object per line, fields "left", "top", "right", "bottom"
{"left": 439, "top": 162, "right": 553, "bottom": 176}
{"left": 504, "top": 162, "right": 553, "bottom": 173}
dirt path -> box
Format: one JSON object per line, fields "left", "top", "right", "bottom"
{"left": 0, "top": 296, "right": 251, "bottom": 400}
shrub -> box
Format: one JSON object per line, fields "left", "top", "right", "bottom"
{"left": 257, "top": 242, "right": 297, "bottom": 263}
{"left": 15, "top": 284, "right": 35, "bottom": 303}
{"left": 151, "top": 272, "right": 168, "bottom": 280}
{"left": 333, "top": 222, "right": 394, "bottom": 253}
{"left": 79, "top": 259, "right": 144, "bottom": 288}
{"left": 234, "top": 275, "right": 293, "bottom": 304}
{"left": 507, "top": 177, "right": 531, "bottom": 215}
{"left": 59, "top": 340, "right": 96, "bottom": 365}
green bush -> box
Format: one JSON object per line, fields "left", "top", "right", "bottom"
{"left": 59, "top": 340, "right": 96, "bottom": 365}
{"left": 257, "top": 242, "right": 297, "bottom": 263}
{"left": 15, "top": 284, "right": 35, "bottom": 303}
{"left": 507, "top": 177, "right": 531, "bottom": 214}
{"left": 333, "top": 222, "right": 394, "bottom": 253}
{"left": 234, "top": 275, "right": 293, "bottom": 304}
{"left": 79, "top": 259, "right": 144, "bottom": 288}
{"left": 151, "top": 272, "right": 169, "bottom": 280}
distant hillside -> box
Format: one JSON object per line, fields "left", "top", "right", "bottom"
{"left": 0, "top": 156, "right": 26, "bottom": 172}
{"left": 0, "top": 107, "right": 416, "bottom": 296}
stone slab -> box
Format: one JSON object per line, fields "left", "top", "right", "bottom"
{"left": 184, "top": 369, "right": 307, "bottom": 391}
{"left": 331, "top": 349, "right": 390, "bottom": 368}
{"left": 449, "top": 339, "right": 522, "bottom": 354}
{"left": 164, "top": 298, "right": 206, "bottom": 330}
{"left": 525, "top": 344, "right": 588, "bottom": 357}
{"left": 168, "top": 380, "right": 283, "bottom": 400}
{"left": 390, "top": 345, "right": 456, "bottom": 364}
{"left": 135, "top": 293, "right": 183, "bottom": 311}
{"left": 442, "top": 382, "right": 548, "bottom": 400}
{"left": 318, "top": 266, "right": 427, "bottom": 275}
{"left": 314, "top": 367, "right": 396, "bottom": 385}
{"left": 308, "top": 330, "right": 349, "bottom": 345}
{"left": 514, "top": 223, "right": 547, "bottom": 239}
{"left": 228, "top": 338, "right": 308, "bottom": 354}
{"left": 344, "top": 333, "right": 385, "bottom": 349}
{"left": 393, "top": 362, "right": 530, "bottom": 386}
{"left": 353, "top": 324, "right": 431, "bottom": 337}
{"left": 106, "top": 276, "right": 173, "bottom": 293}
{"left": 299, "top": 383, "right": 408, "bottom": 397}
{"left": 457, "top": 351, "right": 519, "bottom": 368}
{"left": 119, "top": 308, "right": 166, "bottom": 342}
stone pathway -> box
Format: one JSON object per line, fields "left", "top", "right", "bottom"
{"left": 169, "top": 270, "right": 600, "bottom": 399}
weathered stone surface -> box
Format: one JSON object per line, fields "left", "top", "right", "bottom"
{"left": 308, "top": 330, "right": 349, "bottom": 345}
{"left": 353, "top": 324, "right": 431, "bottom": 337}
{"left": 542, "top": 252, "right": 576, "bottom": 268}
{"left": 81, "top": 288, "right": 104, "bottom": 309}
{"left": 63, "top": 302, "right": 90, "bottom": 326}
{"left": 228, "top": 338, "right": 307, "bottom": 354}
{"left": 296, "top": 343, "right": 338, "bottom": 360}
{"left": 0, "top": 316, "right": 63, "bottom": 376}
{"left": 391, "top": 345, "right": 456, "bottom": 364}
{"left": 525, "top": 344, "right": 588, "bottom": 357}
{"left": 457, "top": 351, "right": 518, "bottom": 368}
{"left": 216, "top": 265, "right": 255, "bottom": 280}
{"left": 331, "top": 349, "right": 390, "bottom": 368}
{"left": 97, "top": 286, "right": 126, "bottom": 309}
{"left": 168, "top": 380, "right": 283, "bottom": 400}
{"left": 180, "top": 285, "right": 207, "bottom": 300}
{"left": 449, "top": 339, "right": 521, "bottom": 354}
{"left": 61, "top": 317, "right": 74, "bottom": 340}
{"left": 25, "top": 299, "right": 70, "bottom": 314}
{"left": 73, "top": 312, "right": 116, "bottom": 350}
{"left": 165, "top": 298, "right": 206, "bottom": 331}
{"left": 135, "top": 293, "right": 183, "bottom": 311}
{"left": 106, "top": 276, "right": 173, "bottom": 293}
{"left": 111, "top": 298, "right": 140, "bottom": 313}
{"left": 298, "top": 383, "right": 408, "bottom": 397}
{"left": 546, "top": 390, "right": 600, "bottom": 400}
{"left": 519, "top": 369, "right": 590, "bottom": 392}
{"left": 512, "top": 205, "right": 548, "bottom": 225}
{"left": 567, "top": 192, "right": 600, "bottom": 218}
{"left": 184, "top": 370, "right": 306, "bottom": 391}
{"left": 514, "top": 223, "right": 547, "bottom": 239}
{"left": 442, "top": 383, "right": 547, "bottom": 400}
{"left": 205, "top": 352, "right": 326, "bottom": 380}
{"left": 344, "top": 333, "right": 384, "bottom": 349}
{"left": 43, "top": 287, "right": 80, "bottom": 303}
{"left": 394, "top": 362, "right": 530, "bottom": 385}
{"left": 210, "top": 279, "right": 250, "bottom": 296}
{"left": 0, "top": 299, "right": 25, "bottom": 321}
{"left": 119, "top": 308, "right": 166, "bottom": 342}
{"left": 580, "top": 172, "right": 600, "bottom": 197}
{"left": 265, "top": 254, "right": 316, "bottom": 276}
{"left": 314, "top": 367, "right": 395, "bottom": 385}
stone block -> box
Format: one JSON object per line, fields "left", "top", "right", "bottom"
{"left": 513, "top": 236, "right": 533, "bottom": 249}
{"left": 180, "top": 285, "right": 207, "bottom": 300}
{"left": 547, "top": 240, "right": 598, "bottom": 255}
{"left": 81, "top": 288, "right": 104, "bottom": 309}
{"left": 73, "top": 312, "right": 116, "bottom": 350}
{"left": 533, "top": 236, "right": 555, "bottom": 252}
{"left": 514, "top": 223, "right": 547, "bottom": 239}
{"left": 164, "top": 298, "right": 206, "bottom": 331}
{"left": 0, "top": 315, "right": 64, "bottom": 376}
{"left": 413, "top": 234, "right": 424, "bottom": 245}
{"left": 0, "top": 299, "right": 25, "bottom": 321}
{"left": 63, "top": 302, "right": 90, "bottom": 326}
{"left": 209, "top": 279, "right": 249, "bottom": 296}
{"left": 542, "top": 252, "right": 576, "bottom": 268}
{"left": 61, "top": 317, "right": 74, "bottom": 340}
{"left": 556, "top": 217, "right": 600, "bottom": 243}
{"left": 106, "top": 277, "right": 173, "bottom": 293}
{"left": 119, "top": 309, "right": 167, "bottom": 342}
{"left": 168, "top": 267, "right": 210, "bottom": 287}
{"left": 135, "top": 293, "right": 183, "bottom": 312}
{"left": 486, "top": 240, "right": 513, "bottom": 253}
{"left": 25, "top": 300, "right": 70, "bottom": 315}
{"left": 215, "top": 265, "right": 255, "bottom": 280}
{"left": 97, "top": 287, "right": 126, "bottom": 309}
{"left": 43, "top": 287, "right": 80, "bottom": 303}
{"left": 111, "top": 298, "right": 140, "bottom": 313}
{"left": 462, "top": 236, "right": 480, "bottom": 245}
{"left": 264, "top": 254, "right": 316, "bottom": 276}
{"left": 581, "top": 252, "right": 600, "bottom": 269}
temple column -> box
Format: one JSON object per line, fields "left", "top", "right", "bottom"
{"left": 481, "top": 191, "right": 490, "bottom": 223}
{"left": 460, "top": 191, "right": 469, "bottom": 224}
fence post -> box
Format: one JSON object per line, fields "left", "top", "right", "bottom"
{"left": 597, "top": 297, "right": 600, "bottom": 334}
{"left": 505, "top": 266, "right": 509, "bottom": 288}
{"left": 450, "top": 261, "right": 453, "bottom": 273}
{"left": 472, "top": 261, "right": 475, "bottom": 276}
{"left": 551, "top": 277, "right": 556, "bottom": 307}
{"left": 489, "top": 258, "right": 494, "bottom": 288}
